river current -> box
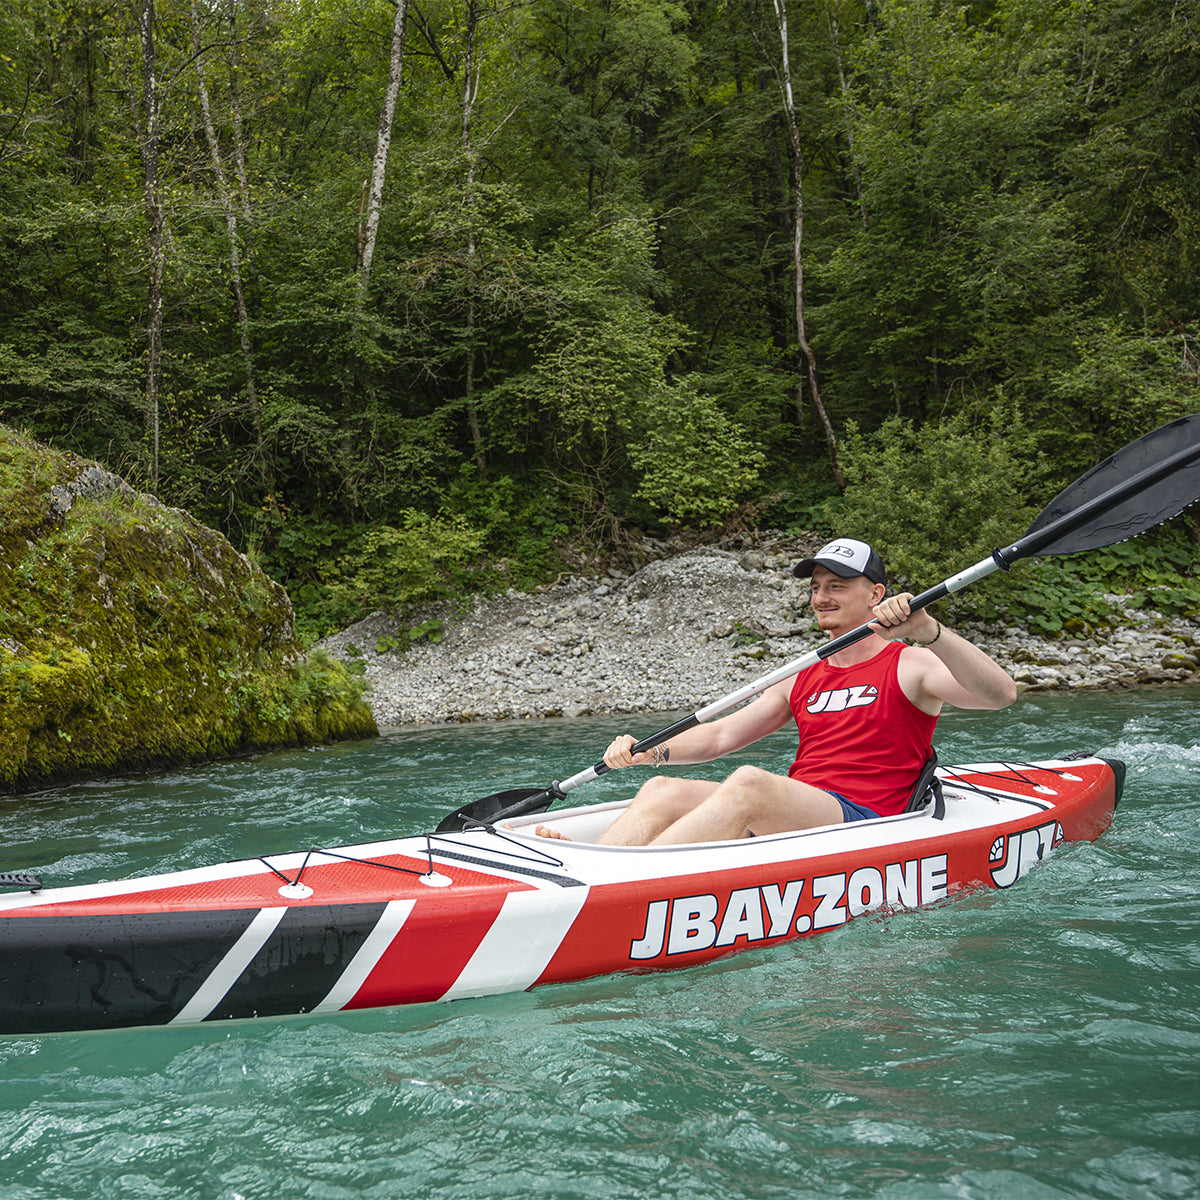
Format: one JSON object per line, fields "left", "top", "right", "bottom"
{"left": 1, "top": 689, "right": 1197, "bottom": 1199}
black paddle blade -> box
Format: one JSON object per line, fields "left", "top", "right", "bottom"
{"left": 1025, "top": 412, "right": 1200, "bottom": 555}
{"left": 435, "top": 786, "right": 555, "bottom": 833}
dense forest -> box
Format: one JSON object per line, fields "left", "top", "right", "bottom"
{"left": 2, "top": 0, "right": 1198, "bottom": 641}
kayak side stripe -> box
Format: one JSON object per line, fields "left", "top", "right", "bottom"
{"left": 0, "top": 909, "right": 265, "bottom": 1035}
{"left": 209, "top": 902, "right": 393, "bottom": 1021}
{"left": 439, "top": 885, "right": 591, "bottom": 1001}
{"left": 170, "top": 906, "right": 288, "bottom": 1025}
{"left": 342, "top": 892, "right": 511, "bottom": 1009}
{"left": 311, "top": 899, "right": 417, "bottom": 1015}
{"left": 430, "top": 848, "right": 585, "bottom": 887}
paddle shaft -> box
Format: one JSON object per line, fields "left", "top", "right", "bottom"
{"left": 552, "top": 431, "right": 1200, "bottom": 797}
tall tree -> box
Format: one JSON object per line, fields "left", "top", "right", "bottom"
{"left": 765, "top": 0, "right": 843, "bottom": 488}
{"left": 450, "top": 0, "right": 491, "bottom": 472}
{"left": 406, "top": 0, "right": 524, "bottom": 473}
{"left": 190, "top": 0, "right": 258, "bottom": 428}
{"left": 132, "top": 0, "right": 167, "bottom": 486}
{"left": 357, "top": 0, "right": 411, "bottom": 293}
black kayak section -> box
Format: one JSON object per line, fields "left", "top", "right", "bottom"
{"left": 0, "top": 903, "right": 389, "bottom": 1035}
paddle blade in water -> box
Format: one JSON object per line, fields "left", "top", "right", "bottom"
{"left": 1024, "top": 412, "right": 1200, "bottom": 555}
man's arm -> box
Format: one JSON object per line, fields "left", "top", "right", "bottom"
{"left": 603, "top": 678, "right": 796, "bottom": 769}
{"left": 872, "top": 593, "right": 1018, "bottom": 713}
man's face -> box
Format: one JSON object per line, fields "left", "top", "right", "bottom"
{"left": 808, "top": 565, "right": 884, "bottom": 632}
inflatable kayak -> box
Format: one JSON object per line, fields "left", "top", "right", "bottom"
{"left": 0, "top": 754, "right": 1122, "bottom": 1036}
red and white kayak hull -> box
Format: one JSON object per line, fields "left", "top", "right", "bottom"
{"left": 0, "top": 756, "right": 1122, "bottom": 1035}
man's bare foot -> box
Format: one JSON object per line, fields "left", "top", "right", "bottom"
{"left": 501, "top": 821, "right": 572, "bottom": 841}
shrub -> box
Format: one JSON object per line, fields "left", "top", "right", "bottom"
{"left": 309, "top": 510, "right": 488, "bottom": 637}
{"left": 833, "top": 408, "right": 1200, "bottom": 635}
{"left": 836, "top": 407, "right": 1045, "bottom": 594}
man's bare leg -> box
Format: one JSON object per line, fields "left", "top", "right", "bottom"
{"left": 531, "top": 777, "right": 720, "bottom": 845}
{"left": 595, "top": 777, "right": 720, "bottom": 846}
{"left": 533, "top": 768, "right": 843, "bottom": 846}
{"left": 646, "top": 765, "right": 844, "bottom": 845}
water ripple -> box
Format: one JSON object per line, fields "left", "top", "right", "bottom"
{"left": 1, "top": 692, "right": 1198, "bottom": 1198}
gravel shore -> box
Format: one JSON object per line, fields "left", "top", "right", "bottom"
{"left": 317, "top": 533, "right": 1200, "bottom": 727}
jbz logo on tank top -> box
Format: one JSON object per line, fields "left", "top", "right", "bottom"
{"left": 806, "top": 684, "right": 878, "bottom": 714}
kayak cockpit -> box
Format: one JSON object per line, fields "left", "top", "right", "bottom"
{"left": 496, "top": 796, "right": 932, "bottom": 848}
{"left": 501, "top": 799, "right": 627, "bottom": 844}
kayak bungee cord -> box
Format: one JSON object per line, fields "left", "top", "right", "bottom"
{"left": 426, "top": 825, "right": 572, "bottom": 870}
{"left": 938, "top": 761, "right": 1099, "bottom": 791}
{"left": 255, "top": 845, "right": 441, "bottom": 895}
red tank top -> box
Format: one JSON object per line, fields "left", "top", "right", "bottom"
{"left": 788, "top": 640, "right": 937, "bottom": 816}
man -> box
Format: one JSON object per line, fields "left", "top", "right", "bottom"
{"left": 536, "top": 538, "right": 1017, "bottom": 846}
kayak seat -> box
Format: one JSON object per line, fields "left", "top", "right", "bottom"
{"left": 902, "top": 749, "right": 945, "bottom": 820}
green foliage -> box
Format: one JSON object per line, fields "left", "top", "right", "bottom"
{"left": 836, "top": 407, "right": 1045, "bottom": 598}
{"left": 984, "top": 532, "right": 1200, "bottom": 639}
{"left": 312, "top": 510, "right": 488, "bottom": 637}
{"left": 629, "top": 377, "right": 767, "bottom": 525}
{"left": 818, "top": 0, "right": 1087, "bottom": 423}
{"left": 1061, "top": 534, "right": 1200, "bottom": 621}
{"left": 224, "top": 649, "right": 374, "bottom": 745}
{"left": 1041, "top": 321, "right": 1199, "bottom": 477}
{"left": 376, "top": 619, "right": 444, "bottom": 656}
{"left": 835, "top": 408, "right": 1200, "bottom": 636}
{"left": 292, "top": 473, "right": 583, "bottom": 642}
{"left": 991, "top": 562, "right": 1121, "bottom": 638}
{"left": 1, "top": 0, "right": 1198, "bottom": 642}
{"left": 444, "top": 469, "right": 570, "bottom": 591}
{"left": 731, "top": 621, "right": 765, "bottom": 647}
{"left": 495, "top": 215, "right": 690, "bottom": 453}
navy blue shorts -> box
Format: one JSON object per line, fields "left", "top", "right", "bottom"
{"left": 825, "top": 791, "right": 881, "bottom": 823}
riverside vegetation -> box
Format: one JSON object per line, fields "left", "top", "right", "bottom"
{"left": 1, "top": 0, "right": 1197, "bottom": 653}
{"left": 0, "top": 427, "right": 376, "bottom": 793}
{"left": 2, "top": 0, "right": 1198, "bottom": 779}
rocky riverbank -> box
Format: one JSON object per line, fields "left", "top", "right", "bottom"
{"left": 317, "top": 533, "right": 1200, "bottom": 727}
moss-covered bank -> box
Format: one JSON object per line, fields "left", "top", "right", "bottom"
{"left": 0, "top": 427, "right": 377, "bottom": 792}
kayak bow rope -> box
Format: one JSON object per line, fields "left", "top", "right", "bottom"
{"left": 437, "top": 412, "right": 1200, "bottom": 833}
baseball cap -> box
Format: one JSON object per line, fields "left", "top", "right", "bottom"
{"left": 792, "top": 538, "right": 887, "bottom": 585}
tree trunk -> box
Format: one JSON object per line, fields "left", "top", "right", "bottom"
{"left": 461, "top": 0, "right": 486, "bottom": 474}
{"left": 770, "top": 0, "right": 845, "bottom": 490}
{"left": 133, "top": 0, "right": 164, "bottom": 489}
{"left": 357, "top": 0, "right": 410, "bottom": 292}
{"left": 410, "top": 0, "right": 516, "bottom": 474}
{"left": 222, "top": 0, "right": 253, "bottom": 224}
{"left": 191, "top": 0, "right": 258, "bottom": 426}
{"left": 826, "top": 5, "right": 868, "bottom": 232}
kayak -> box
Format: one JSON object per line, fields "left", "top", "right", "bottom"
{"left": 0, "top": 754, "right": 1122, "bottom": 1036}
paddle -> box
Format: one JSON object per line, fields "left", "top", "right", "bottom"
{"left": 436, "top": 412, "right": 1200, "bottom": 833}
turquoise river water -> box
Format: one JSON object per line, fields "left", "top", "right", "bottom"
{"left": 1, "top": 688, "right": 1197, "bottom": 1200}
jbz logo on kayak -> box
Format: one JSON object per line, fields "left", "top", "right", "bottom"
{"left": 988, "top": 819, "right": 1064, "bottom": 889}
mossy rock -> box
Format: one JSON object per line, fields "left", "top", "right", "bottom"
{"left": 0, "top": 426, "right": 377, "bottom": 793}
